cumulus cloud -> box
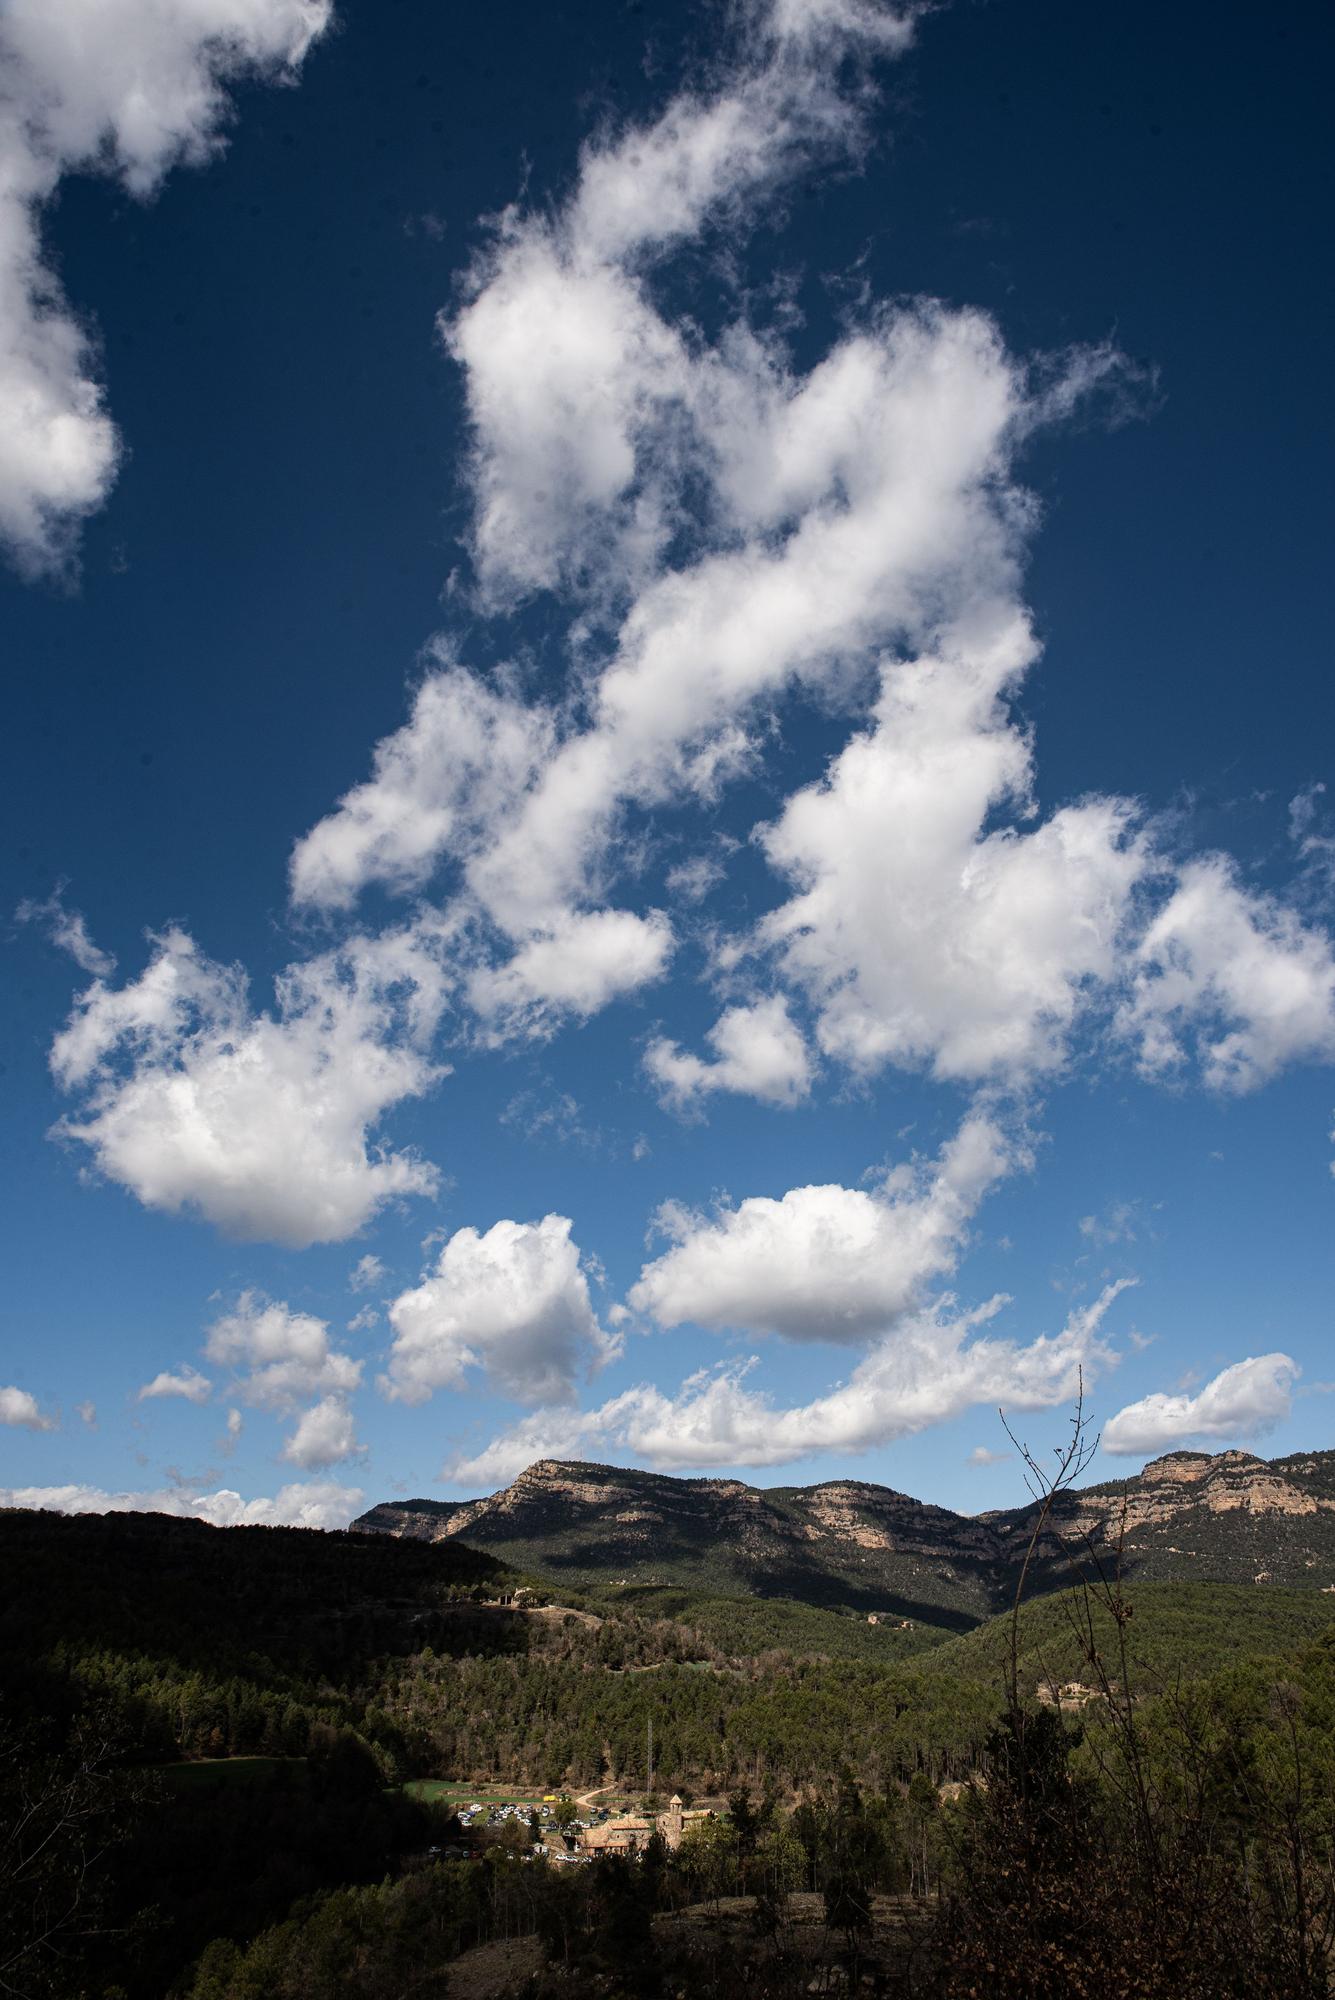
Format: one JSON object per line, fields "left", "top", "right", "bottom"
{"left": 0, "top": 1385, "right": 55, "bottom": 1430}
{"left": 1102, "top": 1352, "right": 1299, "bottom": 1457}
{"left": 628, "top": 1111, "right": 1019, "bottom": 1343}
{"left": 28, "top": 0, "right": 1332, "bottom": 1393}
{"left": 48, "top": 922, "right": 450, "bottom": 1247}
{"left": 0, "top": 0, "right": 330, "bottom": 572}
{"left": 645, "top": 995, "right": 813, "bottom": 1110}
{"left": 449, "top": 0, "right": 914, "bottom": 606}
{"left": 137, "top": 1365, "right": 212, "bottom": 1404}
{"left": 758, "top": 618, "right": 1147, "bottom": 1082}
{"left": 291, "top": 307, "right": 1141, "bottom": 1066}
{"left": 277, "top": 0, "right": 1333, "bottom": 1123}
{"left": 382, "top": 1213, "right": 617, "bottom": 1406}
{"left": 0, "top": 1479, "right": 363, "bottom": 1530}
{"left": 445, "top": 312, "right": 1122, "bottom": 1006}
{"left": 289, "top": 662, "right": 554, "bottom": 913}
{"left": 1120, "top": 857, "right": 1335, "bottom": 1091}
{"left": 465, "top": 908, "right": 674, "bottom": 1042}
{"left": 204, "top": 1293, "right": 361, "bottom": 1411}
{"left": 297, "top": 6, "right": 1139, "bottom": 1048}
{"left": 447, "top": 1282, "right": 1130, "bottom": 1484}
{"left": 281, "top": 1395, "right": 364, "bottom": 1471}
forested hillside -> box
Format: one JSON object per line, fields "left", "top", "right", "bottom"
{"left": 6, "top": 1500, "right": 1335, "bottom": 1998}
{"left": 918, "top": 1580, "right": 1335, "bottom": 1694}
{"left": 357, "top": 1447, "right": 1335, "bottom": 1624}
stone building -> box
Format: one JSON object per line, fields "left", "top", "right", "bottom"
{"left": 579, "top": 1794, "right": 711, "bottom": 1856}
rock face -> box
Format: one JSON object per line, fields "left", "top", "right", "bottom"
{"left": 353, "top": 1446, "right": 1335, "bottom": 1629}
{"left": 987, "top": 1449, "right": 1335, "bottom": 1594}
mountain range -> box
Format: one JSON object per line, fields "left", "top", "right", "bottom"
{"left": 355, "top": 1447, "right": 1335, "bottom": 1631}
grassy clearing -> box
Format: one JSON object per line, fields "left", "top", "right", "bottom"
{"left": 402, "top": 1778, "right": 636, "bottom": 1815}
{"left": 403, "top": 1780, "right": 545, "bottom": 1807}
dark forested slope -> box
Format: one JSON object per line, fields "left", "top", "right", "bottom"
{"left": 7, "top": 1493, "right": 1335, "bottom": 1999}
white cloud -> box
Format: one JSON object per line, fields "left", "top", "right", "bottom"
{"left": 1120, "top": 857, "right": 1335, "bottom": 1091}
{"left": 204, "top": 1292, "right": 361, "bottom": 1412}
{"left": 449, "top": 0, "right": 913, "bottom": 607}
{"left": 75, "top": 1399, "right": 97, "bottom": 1428}
{"left": 966, "top": 1445, "right": 1010, "bottom": 1467}
{"left": 382, "top": 1213, "right": 617, "bottom": 1406}
{"left": 645, "top": 995, "right": 812, "bottom": 1110}
{"left": 226, "top": 1407, "right": 243, "bottom": 1438}
{"left": 289, "top": 662, "right": 554, "bottom": 912}
{"left": 500, "top": 1088, "right": 597, "bottom": 1149}
{"left": 15, "top": 887, "right": 115, "bottom": 975}
{"left": 0, "top": 1478, "right": 364, "bottom": 1530}
{"left": 295, "top": 18, "right": 1142, "bottom": 1054}
{"left": 279, "top": 22, "right": 1158, "bottom": 1090}
{"left": 303, "top": 303, "right": 1132, "bottom": 1054}
{"left": 665, "top": 850, "right": 731, "bottom": 905}
{"left": 349, "top": 1254, "right": 385, "bottom": 1293}
{"left": 137, "top": 1365, "right": 212, "bottom": 1404}
{"left": 1102, "top": 1353, "right": 1299, "bottom": 1458}
{"left": 455, "top": 312, "right": 1086, "bottom": 965}
{"left": 446, "top": 1282, "right": 1130, "bottom": 1484}
{"left": 281, "top": 1395, "right": 364, "bottom": 1471}
{"left": 0, "top": 0, "right": 329, "bottom": 572}
{"left": 1289, "top": 783, "right": 1335, "bottom": 890}
{"left": 48, "top": 922, "right": 450, "bottom": 1247}
{"left": 286, "top": 0, "right": 922, "bottom": 1016}
{"left": 465, "top": 908, "right": 673, "bottom": 1041}
{"left": 628, "top": 1111, "right": 1018, "bottom": 1343}
{"left": 758, "top": 620, "right": 1147, "bottom": 1083}
{"left": 0, "top": 1385, "right": 55, "bottom": 1430}
{"left": 1078, "top": 1200, "right": 1144, "bottom": 1248}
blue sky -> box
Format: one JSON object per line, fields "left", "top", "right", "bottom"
{"left": 2, "top": 0, "right": 1332, "bottom": 1527}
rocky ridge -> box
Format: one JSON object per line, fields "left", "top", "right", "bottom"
{"left": 355, "top": 1446, "right": 1335, "bottom": 1628}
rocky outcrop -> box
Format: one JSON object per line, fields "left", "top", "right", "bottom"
{"left": 353, "top": 1446, "right": 1335, "bottom": 1627}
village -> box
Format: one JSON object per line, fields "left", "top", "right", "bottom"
{"left": 421, "top": 1784, "right": 717, "bottom": 1865}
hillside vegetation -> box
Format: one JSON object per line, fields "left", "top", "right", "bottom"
{"left": 358, "top": 1446, "right": 1335, "bottom": 1627}
{"left": 6, "top": 1501, "right": 1335, "bottom": 1998}
{"left": 919, "top": 1580, "right": 1335, "bottom": 1693}
{"left": 584, "top": 1584, "right": 945, "bottom": 1663}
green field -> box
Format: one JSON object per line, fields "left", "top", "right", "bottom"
{"left": 402, "top": 1779, "right": 633, "bottom": 1812}
{"left": 403, "top": 1779, "right": 551, "bottom": 1806}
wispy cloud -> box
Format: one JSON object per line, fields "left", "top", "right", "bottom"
{"left": 446, "top": 1283, "right": 1132, "bottom": 1484}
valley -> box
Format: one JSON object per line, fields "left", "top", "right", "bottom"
{"left": 6, "top": 1447, "right": 1335, "bottom": 1997}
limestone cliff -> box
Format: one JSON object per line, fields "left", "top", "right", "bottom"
{"left": 353, "top": 1445, "right": 1335, "bottom": 1627}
